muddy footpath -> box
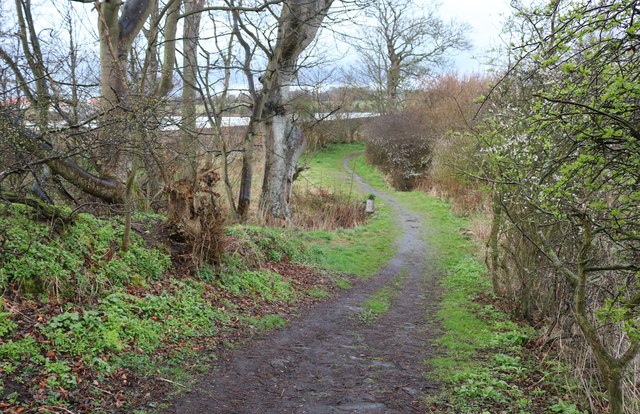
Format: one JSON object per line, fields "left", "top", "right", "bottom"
{"left": 168, "top": 153, "right": 442, "bottom": 413}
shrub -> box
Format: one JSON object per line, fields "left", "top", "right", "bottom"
{"left": 410, "top": 74, "right": 492, "bottom": 214}
{"left": 364, "top": 111, "right": 432, "bottom": 190}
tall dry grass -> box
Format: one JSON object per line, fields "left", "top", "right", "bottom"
{"left": 205, "top": 136, "right": 367, "bottom": 231}
{"left": 291, "top": 187, "right": 368, "bottom": 230}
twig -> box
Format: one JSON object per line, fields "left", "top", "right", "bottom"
{"left": 37, "top": 405, "right": 76, "bottom": 414}
{"left": 157, "top": 377, "right": 187, "bottom": 387}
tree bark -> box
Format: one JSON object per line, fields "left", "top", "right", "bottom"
{"left": 260, "top": 91, "right": 306, "bottom": 223}
{"left": 486, "top": 192, "right": 503, "bottom": 295}
{"left": 257, "top": 0, "right": 333, "bottom": 224}
{"left": 179, "top": 0, "right": 205, "bottom": 182}
{"left": 96, "top": 0, "right": 154, "bottom": 181}
{"left": 0, "top": 111, "right": 123, "bottom": 202}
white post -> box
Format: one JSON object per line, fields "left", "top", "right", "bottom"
{"left": 366, "top": 198, "right": 375, "bottom": 213}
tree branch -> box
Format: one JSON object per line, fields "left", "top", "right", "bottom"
{"left": 537, "top": 230, "right": 580, "bottom": 285}
{"left": 0, "top": 111, "right": 123, "bottom": 203}
{"left": 585, "top": 264, "right": 640, "bottom": 273}
{"left": 533, "top": 94, "right": 640, "bottom": 140}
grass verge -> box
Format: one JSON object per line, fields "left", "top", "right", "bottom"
{"left": 347, "top": 153, "right": 588, "bottom": 413}
{"left": 295, "top": 143, "right": 399, "bottom": 278}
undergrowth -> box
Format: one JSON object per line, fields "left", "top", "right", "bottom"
{"left": 0, "top": 206, "right": 318, "bottom": 412}
{"left": 0, "top": 204, "right": 170, "bottom": 299}
{"left": 0, "top": 144, "right": 402, "bottom": 412}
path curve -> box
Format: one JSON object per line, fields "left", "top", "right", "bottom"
{"left": 170, "top": 153, "right": 440, "bottom": 414}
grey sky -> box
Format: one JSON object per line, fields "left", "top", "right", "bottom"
{"left": 436, "top": 0, "right": 512, "bottom": 72}
{"left": 19, "top": 0, "right": 513, "bottom": 89}
{"left": 324, "top": 0, "right": 513, "bottom": 77}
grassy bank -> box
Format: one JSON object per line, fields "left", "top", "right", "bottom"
{"left": 297, "top": 143, "right": 399, "bottom": 278}
{"left": 0, "top": 211, "right": 327, "bottom": 412}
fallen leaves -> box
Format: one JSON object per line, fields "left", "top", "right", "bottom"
{"left": 1, "top": 261, "right": 336, "bottom": 413}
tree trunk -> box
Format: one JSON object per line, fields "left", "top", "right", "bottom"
{"left": 96, "top": 0, "right": 153, "bottom": 181}
{"left": 237, "top": 130, "right": 255, "bottom": 220}
{"left": 572, "top": 220, "right": 625, "bottom": 414}
{"left": 385, "top": 46, "right": 400, "bottom": 113}
{"left": 260, "top": 92, "right": 306, "bottom": 223}
{"left": 257, "top": 0, "right": 333, "bottom": 224}
{"left": 607, "top": 371, "right": 624, "bottom": 414}
{"left": 97, "top": 0, "right": 127, "bottom": 180}
{"left": 179, "top": 0, "right": 205, "bottom": 182}
{"left": 486, "top": 192, "right": 503, "bottom": 295}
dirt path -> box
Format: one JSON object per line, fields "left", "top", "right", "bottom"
{"left": 170, "top": 153, "right": 441, "bottom": 413}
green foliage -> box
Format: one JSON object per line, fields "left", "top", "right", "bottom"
{"left": 307, "top": 288, "right": 330, "bottom": 298}
{"left": 38, "top": 281, "right": 227, "bottom": 373}
{"left": 335, "top": 278, "right": 352, "bottom": 290}
{"left": 490, "top": 324, "right": 533, "bottom": 349}
{"left": 0, "top": 337, "right": 43, "bottom": 364}
{"left": 451, "top": 370, "right": 515, "bottom": 406}
{"left": 0, "top": 300, "right": 17, "bottom": 338}
{"left": 480, "top": 1, "right": 640, "bottom": 411}
{"left": 44, "top": 359, "right": 77, "bottom": 388}
{"left": 0, "top": 204, "right": 170, "bottom": 297}
{"left": 549, "top": 399, "right": 588, "bottom": 414}
{"left": 225, "top": 225, "right": 307, "bottom": 268}
{"left": 0, "top": 278, "right": 237, "bottom": 409}
{"left": 243, "top": 315, "right": 287, "bottom": 333}
{"left": 216, "top": 270, "right": 295, "bottom": 302}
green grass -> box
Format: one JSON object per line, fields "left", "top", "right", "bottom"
{"left": 300, "top": 142, "right": 365, "bottom": 193}
{"left": 307, "top": 288, "right": 331, "bottom": 298}
{"left": 294, "top": 144, "right": 399, "bottom": 278}
{"left": 358, "top": 269, "right": 406, "bottom": 323}
{"left": 343, "top": 151, "right": 584, "bottom": 413}
{"left": 242, "top": 315, "right": 287, "bottom": 334}
{"left": 335, "top": 278, "right": 352, "bottom": 290}
{"left": 301, "top": 210, "right": 397, "bottom": 277}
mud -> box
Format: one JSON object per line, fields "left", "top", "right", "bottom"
{"left": 169, "top": 153, "right": 441, "bottom": 413}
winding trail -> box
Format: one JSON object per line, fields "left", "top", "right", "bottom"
{"left": 170, "top": 153, "right": 441, "bottom": 413}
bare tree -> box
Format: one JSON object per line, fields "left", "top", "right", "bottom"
{"left": 353, "top": 0, "right": 470, "bottom": 113}
{"left": 178, "top": 0, "right": 205, "bottom": 182}
{"left": 232, "top": 0, "right": 334, "bottom": 223}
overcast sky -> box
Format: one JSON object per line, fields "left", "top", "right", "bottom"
{"left": 15, "top": 0, "right": 514, "bottom": 91}
{"left": 321, "top": 0, "right": 514, "bottom": 79}
{"left": 428, "top": 0, "right": 512, "bottom": 73}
